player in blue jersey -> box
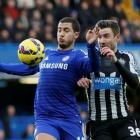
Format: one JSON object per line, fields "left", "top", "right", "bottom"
{"left": 0, "top": 17, "right": 99, "bottom": 140}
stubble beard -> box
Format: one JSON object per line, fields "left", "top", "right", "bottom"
{"left": 59, "top": 44, "right": 68, "bottom": 49}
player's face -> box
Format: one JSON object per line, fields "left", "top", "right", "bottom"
{"left": 98, "top": 27, "right": 119, "bottom": 51}
{"left": 57, "top": 22, "right": 79, "bottom": 49}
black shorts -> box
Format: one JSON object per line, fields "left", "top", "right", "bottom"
{"left": 134, "top": 112, "right": 140, "bottom": 127}
{"left": 86, "top": 116, "right": 140, "bottom": 140}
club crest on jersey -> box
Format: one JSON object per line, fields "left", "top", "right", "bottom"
{"left": 44, "top": 56, "right": 49, "bottom": 60}
{"left": 62, "top": 56, "right": 70, "bottom": 62}
{"left": 118, "top": 58, "right": 126, "bottom": 65}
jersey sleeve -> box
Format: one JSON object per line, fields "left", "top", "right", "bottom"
{"left": 115, "top": 53, "right": 139, "bottom": 89}
{"left": 75, "top": 50, "right": 89, "bottom": 75}
{"left": 87, "top": 42, "right": 100, "bottom": 72}
{"left": 75, "top": 46, "right": 100, "bottom": 75}
{"left": 0, "top": 63, "right": 39, "bottom": 76}
{"left": 127, "top": 53, "right": 138, "bottom": 74}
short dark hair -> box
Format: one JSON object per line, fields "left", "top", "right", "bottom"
{"left": 59, "top": 17, "right": 80, "bottom": 32}
{"left": 96, "top": 20, "right": 120, "bottom": 35}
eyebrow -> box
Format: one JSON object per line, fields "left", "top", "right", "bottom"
{"left": 58, "top": 26, "right": 69, "bottom": 29}
{"left": 99, "top": 33, "right": 110, "bottom": 36}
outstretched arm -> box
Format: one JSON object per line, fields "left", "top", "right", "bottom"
{"left": 0, "top": 63, "right": 39, "bottom": 76}
{"left": 87, "top": 42, "right": 100, "bottom": 72}
{"left": 86, "top": 27, "right": 100, "bottom": 72}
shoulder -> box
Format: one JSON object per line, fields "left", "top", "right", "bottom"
{"left": 118, "top": 50, "right": 134, "bottom": 59}
{"left": 74, "top": 49, "right": 87, "bottom": 56}
{"left": 118, "top": 50, "right": 136, "bottom": 64}
{"left": 45, "top": 49, "right": 56, "bottom": 55}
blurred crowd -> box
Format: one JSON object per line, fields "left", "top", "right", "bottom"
{"left": 0, "top": 0, "right": 140, "bottom": 44}
{"left": 0, "top": 104, "right": 88, "bottom": 140}
{"left": 0, "top": 105, "right": 34, "bottom": 140}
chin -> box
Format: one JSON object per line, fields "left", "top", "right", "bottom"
{"left": 59, "top": 44, "right": 68, "bottom": 49}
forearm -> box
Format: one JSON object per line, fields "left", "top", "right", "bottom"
{"left": 87, "top": 42, "right": 100, "bottom": 72}
{"left": 115, "top": 61, "right": 139, "bottom": 89}
{"left": 0, "top": 63, "right": 39, "bottom": 76}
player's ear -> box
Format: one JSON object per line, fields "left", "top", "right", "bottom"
{"left": 74, "top": 32, "right": 80, "bottom": 39}
{"left": 115, "top": 33, "right": 120, "bottom": 42}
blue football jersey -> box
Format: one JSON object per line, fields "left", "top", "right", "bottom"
{"left": 35, "top": 49, "right": 91, "bottom": 121}
{"left": 0, "top": 46, "right": 99, "bottom": 122}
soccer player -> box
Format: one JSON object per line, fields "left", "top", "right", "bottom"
{"left": 77, "top": 20, "right": 140, "bottom": 140}
{"left": 0, "top": 17, "right": 99, "bottom": 140}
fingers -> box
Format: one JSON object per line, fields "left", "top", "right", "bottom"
{"left": 77, "top": 78, "right": 92, "bottom": 88}
{"left": 100, "top": 47, "right": 117, "bottom": 62}
{"left": 93, "top": 26, "right": 99, "bottom": 35}
{"left": 87, "top": 29, "right": 94, "bottom": 34}
{"left": 101, "top": 47, "right": 112, "bottom": 56}
{"left": 86, "top": 27, "right": 99, "bottom": 44}
{"left": 87, "top": 25, "right": 99, "bottom": 35}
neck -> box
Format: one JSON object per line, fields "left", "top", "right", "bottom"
{"left": 113, "top": 44, "right": 117, "bottom": 53}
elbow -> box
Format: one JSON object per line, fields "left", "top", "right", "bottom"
{"left": 128, "top": 76, "right": 139, "bottom": 89}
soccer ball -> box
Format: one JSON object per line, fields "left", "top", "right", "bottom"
{"left": 18, "top": 38, "right": 45, "bottom": 65}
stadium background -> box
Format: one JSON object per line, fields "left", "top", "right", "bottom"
{"left": 0, "top": 0, "right": 140, "bottom": 139}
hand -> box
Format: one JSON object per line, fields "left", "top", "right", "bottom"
{"left": 86, "top": 26, "right": 99, "bottom": 44}
{"left": 101, "top": 47, "right": 117, "bottom": 63}
{"left": 77, "top": 77, "right": 92, "bottom": 88}
{"left": 128, "top": 104, "right": 135, "bottom": 113}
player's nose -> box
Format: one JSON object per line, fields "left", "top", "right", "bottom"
{"left": 99, "top": 37, "right": 105, "bottom": 44}
{"left": 59, "top": 31, "right": 65, "bottom": 37}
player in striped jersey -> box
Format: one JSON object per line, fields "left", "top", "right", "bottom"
{"left": 0, "top": 17, "right": 99, "bottom": 140}
{"left": 78, "top": 20, "right": 140, "bottom": 140}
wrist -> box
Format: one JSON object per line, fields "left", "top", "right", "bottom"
{"left": 87, "top": 42, "right": 96, "bottom": 48}
{"left": 87, "top": 40, "right": 95, "bottom": 44}
{"left": 112, "top": 56, "right": 117, "bottom": 63}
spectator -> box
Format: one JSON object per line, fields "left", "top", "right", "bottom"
{"left": 3, "top": 0, "right": 19, "bottom": 20}
{"left": 13, "top": 31, "right": 25, "bottom": 43}
{"left": 16, "top": 0, "right": 35, "bottom": 9}
{"left": 0, "top": 29, "right": 11, "bottom": 42}
{"left": 44, "top": 24, "right": 56, "bottom": 43}
{"left": 34, "top": 0, "right": 46, "bottom": 19}
{"left": 0, "top": 129, "right": 5, "bottom": 140}
{"left": 132, "top": 29, "right": 140, "bottom": 43}
{"left": 54, "top": 0, "right": 71, "bottom": 22}
{"left": 0, "top": 121, "right": 5, "bottom": 140}
{"left": 90, "top": 0, "right": 106, "bottom": 26}
{"left": 18, "top": 8, "right": 30, "bottom": 30}
{"left": 78, "top": 1, "right": 94, "bottom": 41}
{"left": 22, "top": 123, "right": 34, "bottom": 140}
{"left": 2, "top": 15, "right": 14, "bottom": 39}
{"left": 104, "top": 0, "right": 118, "bottom": 19}
{"left": 2, "top": 105, "right": 16, "bottom": 139}
{"left": 122, "top": 27, "right": 133, "bottom": 43}
{"left": 43, "top": 1, "right": 55, "bottom": 18}
{"left": 115, "top": 3, "right": 127, "bottom": 20}
{"left": 28, "top": 29, "right": 38, "bottom": 39}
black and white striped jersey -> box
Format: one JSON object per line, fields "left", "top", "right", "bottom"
{"left": 89, "top": 50, "right": 138, "bottom": 121}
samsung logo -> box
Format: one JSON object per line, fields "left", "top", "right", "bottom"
{"left": 40, "top": 63, "right": 68, "bottom": 70}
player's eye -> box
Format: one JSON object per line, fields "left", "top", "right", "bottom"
{"left": 104, "top": 34, "right": 110, "bottom": 38}
{"left": 64, "top": 28, "right": 70, "bottom": 32}
{"left": 57, "top": 29, "right": 61, "bottom": 32}
{"left": 98, "top": 35, "right": 101, "bottom": 39}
